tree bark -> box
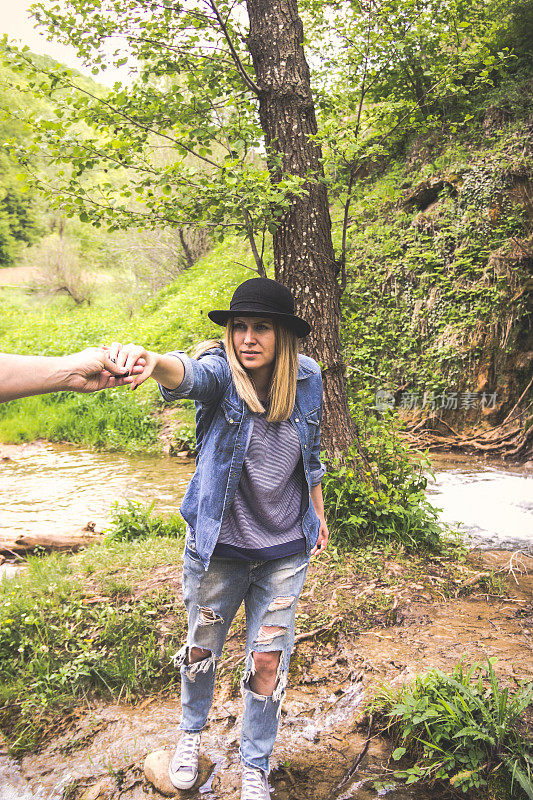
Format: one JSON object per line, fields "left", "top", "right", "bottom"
{"left": 246, "top": 0, "right": 353, "bottom": 457}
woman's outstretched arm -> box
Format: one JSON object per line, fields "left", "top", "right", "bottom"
{"left": 108, "top": 342, "right": 231, "bottom": 406}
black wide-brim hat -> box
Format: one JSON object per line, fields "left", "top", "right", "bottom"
{"left": 208, "top": 277, "right": 311, "bottom": 338}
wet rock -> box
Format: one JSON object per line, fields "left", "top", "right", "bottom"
{"left": 79, "top": 777, "right": 117, "bottom": 800}
{"left": 144, "top": 750, "right": 176, "bottom": 796}
{"left": 144, "top": 750, "right": 213, "bottom": 796}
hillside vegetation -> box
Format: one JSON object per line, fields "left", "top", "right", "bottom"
{"left": 1, "top": 74, "right": 531, "bottom": 457}
{"left": 341, "top": 76, "right": 532, "bottom": 432}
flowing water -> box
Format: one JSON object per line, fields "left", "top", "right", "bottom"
{"left": 0, "top": 442, "right": 194, "bottom": 543}
{"left": 424, "top": 452, "right": 532, "bottom": 552}
{"left": 0, "top": 442, "right": 531, "bottom": 553}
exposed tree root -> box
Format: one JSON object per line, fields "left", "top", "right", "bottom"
{"left": 400, "top": 398, "right": 532, "bottom": 463}
{"left": 327, "top": 714, "right": 373, "bottom": 799}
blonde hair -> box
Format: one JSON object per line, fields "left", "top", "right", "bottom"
{"left": 192, "top": 318, "right": 299, "bottom": 421}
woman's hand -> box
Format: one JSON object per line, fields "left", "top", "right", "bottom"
{"left": 107, "top": 342, "right": 158, "bottom": 390}
{"left": 106, "top": 342, "right": 185, "bottom": 391}
{"left": 65, "top": 347, "right": 146, "bottom": 393}
{"left": 310, "top": 517, "right": 329, "bottom": 557}
{"left": 309, "top": 482, "right": 328, "bottom": 557}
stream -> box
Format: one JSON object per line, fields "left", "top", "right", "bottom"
{"left": 424, "top": 452, "right": 532, "bottom": 552}
{"left": 0, "top": 442, "right": 531, "bottom": 556}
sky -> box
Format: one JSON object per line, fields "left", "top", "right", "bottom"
{"left": 1, "top": 0, "right": 128, "bottom": 85}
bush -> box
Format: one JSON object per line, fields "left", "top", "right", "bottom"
{"left": 170, "top": 424, "right": 197, "bottom": 455}
{"left": 104, "top": 499, "right": 186, "bottom": 542}
{"left": 374, "top": 658, "right": 533, "bottom": 798}
{"left": 323, "top": 397, "right": 452, "bottom": 551}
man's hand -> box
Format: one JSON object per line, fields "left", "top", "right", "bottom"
{"left": 64, "top": 347, "right": 145, "bottom": 393}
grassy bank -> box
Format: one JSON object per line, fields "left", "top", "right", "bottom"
{"left": 0, "top": 521, "right": 187, "bottom": 753}
{"left": 0, "top": 388, "right": 161, "bottom": 451}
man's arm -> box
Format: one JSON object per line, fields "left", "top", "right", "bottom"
{"left": 0, "top": 349, "right": 132, "bottom": 403}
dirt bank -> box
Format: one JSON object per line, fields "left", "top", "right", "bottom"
{"left": 2, "top": 548, "right": 531, "bottom": 800}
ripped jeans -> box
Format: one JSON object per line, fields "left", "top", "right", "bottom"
{"left": 173, "top": 542, "right": 311, "bottom": 773}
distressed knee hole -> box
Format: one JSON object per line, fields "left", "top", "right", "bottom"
{"left": 171, "top": 644, "right": 217, "bottom": 681}
{"left": 267, "top": 596, "right": 295, "bottom": 612}
{"left": 198, "top": 605, "right": 223, "bottom": 626}
{"left": 255, "top": 624, "right": 286, "bottom": 645}
{"left": 188, "top": 646, "right": 211, "bottom": 664}
{"left": 242, "top": 650, "right": 288, "bottom": 713}
{"left": 252, "top": 649, "right": 281, "bottom": 672}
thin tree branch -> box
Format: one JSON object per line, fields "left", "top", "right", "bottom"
{"left": 30, "top": 175, "right": 243, "bottom": 228}
{"left": 207, "top": 0, "right": 261, "bottom": 95}
{"left": 232, "top": 260, "right": 261, "bottom": 274}
{"left": 123, "top": 34, "right": 236, "bottom": 68}
{"left": 242, "top": 207, "right": 266, "bottom": 275}
{"left": 338, "top": 16, "right": 371, "bottom": 291}
{"left": 328, "top": 714, "right": 373, "bottom": 798}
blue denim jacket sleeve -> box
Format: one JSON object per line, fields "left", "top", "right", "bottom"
{"left": 309, "top": 371, "right": 326, "bottom": 487}
{"left": 157, "top": 348, "right": 231, "bottom": 405}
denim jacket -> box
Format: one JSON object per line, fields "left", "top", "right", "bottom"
{"left": 158, "top": 343, "right": 326, "bottom": 570}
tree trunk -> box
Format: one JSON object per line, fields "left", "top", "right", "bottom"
{"left": 246, "top": 0, "right": 353, "bottom": 458}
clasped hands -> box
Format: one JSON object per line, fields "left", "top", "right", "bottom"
{"left": 66, "top": 342, "right": 150, "bottom": 394}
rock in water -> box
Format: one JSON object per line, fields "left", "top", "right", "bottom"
{"left": 144, "top": 750, "right": 213, "bottom": 796}
{"left": 144, "top": 750, "right": 176, "bottom": 796}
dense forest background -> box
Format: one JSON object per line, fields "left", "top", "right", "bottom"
{"left": 0, "top": 0, "right": 531, "bottom": 458}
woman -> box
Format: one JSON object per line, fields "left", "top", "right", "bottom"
{"left": 109, "top": 277, "right": 328, "bottom": 800}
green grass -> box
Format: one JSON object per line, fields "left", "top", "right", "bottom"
{"left": 103, "top": 498, "right": 186, "bottom": 542}
{"left": 0, "top": 521, "right": 187, "bottom": 755}
{"left": 373, "top": 658, "right": 533, "bottom": 799}
{"left": 0, "top": 388, "right": 161, "bottom": 451}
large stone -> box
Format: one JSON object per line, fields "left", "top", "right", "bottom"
{"left": 144, "top": 751, "right": 176, "bottom": 797}
{"left": 144, "top": 749, "right": 213, "bottom": 797}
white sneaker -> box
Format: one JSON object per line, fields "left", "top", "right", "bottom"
{"left": 168, "top": 731, "right": 201, "bottom": 790}
{"left": 241, "top": 763, "right": 271, "bottom": 800}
